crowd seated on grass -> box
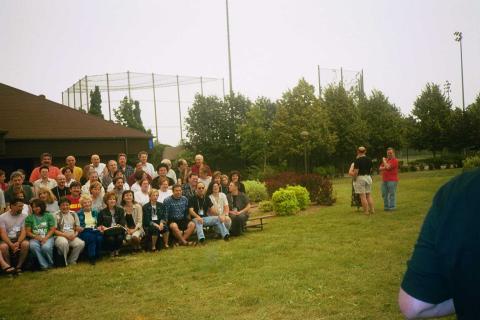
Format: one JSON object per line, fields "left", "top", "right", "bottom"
{"left": 0, "top": 151, "right": 251, "bottom": 273}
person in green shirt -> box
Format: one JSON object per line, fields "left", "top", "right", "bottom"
{"left": 25, "top": 198, "right": 56, "bottom": 270}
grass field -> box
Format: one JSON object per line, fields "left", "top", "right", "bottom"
{"left": 0, "top": 169, "right": 461, "bottom": 320}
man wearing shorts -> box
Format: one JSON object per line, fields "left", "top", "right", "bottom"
{"left": 0, "top": 198, "right": 30, "bottom": 273}
{"left": 164, "top": 184, "right": 195, "bottom": 246}
{"left": 352, "top": 146, "right": 375, "bottom": 214}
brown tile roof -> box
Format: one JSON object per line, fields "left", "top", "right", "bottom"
{"left": 0, "top": 83, "right": 152, "bottom": 140}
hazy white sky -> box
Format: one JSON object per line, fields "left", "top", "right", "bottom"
{"left": 1, "top": 0, "right": 479, "bottom": 145}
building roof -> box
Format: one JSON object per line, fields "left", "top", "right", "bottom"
{"left": 0, "top": 83, "right": 152, "bottom": 140}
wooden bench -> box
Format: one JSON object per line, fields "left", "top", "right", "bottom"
{"left": 245, "top": 214, "right": 275, "bottom": 231}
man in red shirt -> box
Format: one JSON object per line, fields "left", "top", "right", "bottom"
{"left": 29, "top": 153, "right": 61, "bottom": 183}
{"left": 379, "top": 147, "right": 399, "bottom": 211}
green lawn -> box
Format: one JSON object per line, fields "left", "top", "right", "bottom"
{"left": 0, "top": 169, "right": 461, "bottom": 320}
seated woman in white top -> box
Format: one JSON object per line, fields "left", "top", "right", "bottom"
{"left": 130, "top": 170, "right": 149, "bottom": 193}
{"left": 121, "top": 190, "right": 144, "bottom": 252}
{"left": 134, "top": 178, "right": 150, "bottom": 206}
{"left": 37, "top": 187, "right": 59, "bottom": 213}
{"left": 89, "top": 181, "right": 105, "bottom": 212}
{"left": 207, "top": 181, "right": 231, "bottom": 229}
{"left": 198, "top": 165, "right": 212, "bottom": 190}
{"left": 157, "top": 178, "right": 173, "bottom": 203}
{"left": 161, "top": 159, "right": 177, "bottom": 184}
{"left": 81, "top": 171, "right": 104, "bottom": 196}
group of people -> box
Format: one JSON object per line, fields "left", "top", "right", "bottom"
{"left": 349, "top": 146, "right": 399, "bottom": 214}
{"left": 0, "top": 152, "right": 251, "bottom": 273}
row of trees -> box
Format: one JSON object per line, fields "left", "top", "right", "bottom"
{"left": 184, "top": 79, "right": 480, "bottom": 174}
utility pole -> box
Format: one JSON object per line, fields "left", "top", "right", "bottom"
{"left": 226, "top": 0, "right": 233, "bottom": 97}
{"left": 454, "top": 31, "right": 465, "bottom": 112}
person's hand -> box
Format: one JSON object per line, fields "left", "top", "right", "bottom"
{"left": 40, "top": 237, "right": 48, "bottom": 245}
{"left": 219, "top": 215, "right": 226, "bottom": 223}
{"left": 195, "top": 217, "right": 204, "bottom": 224}
{"left": 10, "top": 242, "right": 19, "bottom": 253}
{"left": 159, "top": 223, "right": 164, "bottom": 230}
{"left": 67, "top": 233, "right": 76, "bottom": 241}
{"left": 127, "top": 228, "right": 134, "bottom": 235}
{"left": 230, "top": 210, "right": 239, "bottom": 216}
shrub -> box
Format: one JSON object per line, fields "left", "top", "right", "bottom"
{"left": 316, "top": 178, "right": 335, "bottom": 206}
{"left": 312, "top": 165, "right": 336, "bottom": 177}
{"left": 258, "top": 200, "right": 274, "bottom": 213}
{"left": 463, "top": 155, "right": 480, "bottom": 169}
{"left": 271, "top": 188, "right": 299, "bottom": 216}
{"left": 264, "top": 172, "right": 335, "bottom": 206}
{"left": 243, "top": 180, "right": 269, "bottom": 202}
{"left": 285, "top": 185, "right": 310, "bottom": 210}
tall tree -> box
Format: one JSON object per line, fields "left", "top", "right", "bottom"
{"left": 271, "top": 79, "right": 337, "bottom": 169}
{"left": 463, "top": 93, "right": 480, "bottom": 150}
{"left": 410, "top": 83, "right": 452, "bottom": 156}
{"left": 239, "top": 97, "right": 277, "bottom": 172}
{"left": 114, "top": 96, "right": 147, "bottom": 132}
{"left": 185, "top": 93, "right": 251, "bottom": 169}
{"left": 322, "top": 84, "right": 367, "bottom": 170}
{"left": 358, "top": 90, "right": 405, "bottom": 161}
{"left": 88, "top": 86, "right": 104, "bottom": 118}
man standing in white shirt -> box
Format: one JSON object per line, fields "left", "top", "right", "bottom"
{"left": 90, "top": 154, "right": 106, "bottom": 179}
{"left": 138, "top": 151, "right": 156, "bottom": 178}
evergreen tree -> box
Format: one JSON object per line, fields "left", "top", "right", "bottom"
{"left": 114, "top": 96, "right": 147, "bottom": 132}
{"left": 88, "top": 86, "right": 104, "bottom": 118}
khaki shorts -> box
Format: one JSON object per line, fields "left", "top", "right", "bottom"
{"left": 354, "top": 175, "right": 372, "bottom": 194}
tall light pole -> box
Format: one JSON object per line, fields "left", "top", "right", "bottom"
{"left": 454, "top": 31, "right": 465, "bottom": 112}
{"left": 226, "top": 0, "right": 233, "bottom": 97}
{"left": 300, "top": 130, "right": 309, "bottom": 174}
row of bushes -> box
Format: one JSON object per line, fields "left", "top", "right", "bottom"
{"left": 399, "top": 163, "right": 457, "bottom": 172}
{"left": 408, "top": 155, "right": 464, "bottom": 169}
{"left": 243, "top": 172, "right": 335, "bottom": 216}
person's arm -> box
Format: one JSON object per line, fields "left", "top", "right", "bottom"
{"left": 25, "top": 226, "right": 38, "bottom": 240}
{"left": 239, "top": 203, "right": 251, "bottom": 216}
{"left": 207, "top": 197, "right": 217, "bottom": 216}
{"left": 398, "top": 288, "right": 454, "bottom": 319}
{"left": 189, "top": 207, "right": 202, "bottom": 221}
{"left": 348, "top": 163, "right": 356, "bottom": 176}
{"left": 42, "top": 226, "right": 56, "bottom": 244}
{"left": 135, "top": 205, "right": 143, "bottom": 231}
{"left": 17, "top": 226, "right": 27, "bottom": 244}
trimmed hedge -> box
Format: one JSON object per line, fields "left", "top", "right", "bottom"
{"left": 286, "top": 185, "right": 309, "bottom": 210}
{"left": 272, "top": 188, "right": 300, "bottom": 216}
